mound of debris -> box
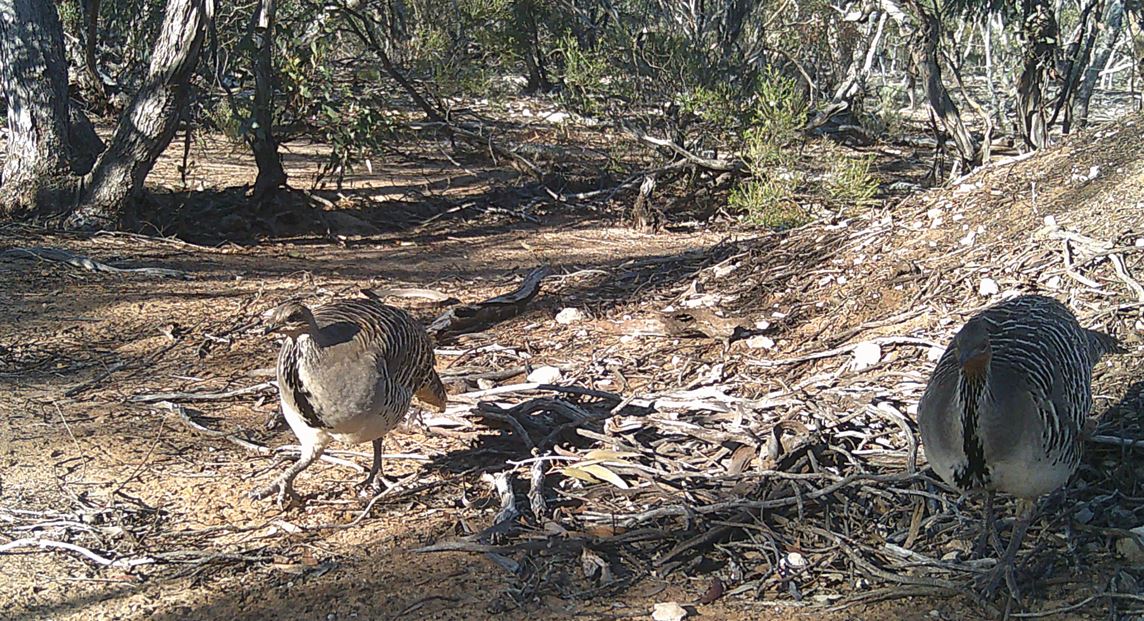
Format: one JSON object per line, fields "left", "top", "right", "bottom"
{"left": 434, "top": 115, "right": 1144, "bottom": 614}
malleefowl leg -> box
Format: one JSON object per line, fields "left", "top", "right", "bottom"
{"left": 250, "top": 441, "right": 325, "bottom": 507}
{"left": 978, "top": 499, "right": 1036, "bottom": 601}
{"left": 357, "top": 438, "right": 396, "bottom": 497}
{"left": 973, "top": 491, "right": 1005, "bottom": 558}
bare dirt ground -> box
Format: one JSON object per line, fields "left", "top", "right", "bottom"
{"left": 2, "top": 111, "right": 1144, "bottom": 621}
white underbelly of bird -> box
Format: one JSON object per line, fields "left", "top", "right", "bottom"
{"left": 280, "top": 398, "right": 408, "bottom": 447}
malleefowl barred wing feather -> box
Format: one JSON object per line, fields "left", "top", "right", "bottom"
{"left": 252, "top": 296, "right": 447, "bottom": 506}
{"left": 917, "top": 294, "right": 1124, "bottom": 598}
{"left": 1087, "top": 327, "right": 1129, "bottom": 358}
{"left": 279, "top": 343, "right": 323, "bottom": 429}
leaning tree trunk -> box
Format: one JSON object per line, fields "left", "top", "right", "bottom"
{"left": 1050, "top": 0, "right": 1102, "bottom": 132}
{"left": 65, "top": 0, "right": 215, "bottom": 230}
{"left": 0, "top": 0, "right": 75, "bottom": 217}
{"left": 1073, "top": 0, "right": 1124, "bottom": 128}
{"left": 512, "top": 0, "right": 551, "bottom": 93}
{"left": 1016, "top": 0, "right": 1058, "bottom": 149}
{"left": 808, "top": 9, "right": 889, "bottom": 129}
{"left": 832, "top": 11, "right": 890, "bottom": 105}
{"left": 78, "top": 0, "right": 108, "bottom": 110}
{"left": 903, "top": 0, "right": 979, "bottom": 173}
{"left": 249, "top": 0, "right": 286, "bottom": 201}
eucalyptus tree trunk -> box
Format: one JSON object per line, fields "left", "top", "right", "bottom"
{"left": 1073, "top": 0, "right": 1125, "bottom": 128}
{"left": 249, "top": 0, "right": 287, "bottom": 201}
{"left": 903, "top": 0, "right": 979, "bottom": 172}
{"left": 80, "top": 0, "right": 109, "bottom": 110}
{"left": 0, "top": 0, "right": 75, "bottom": 217}
{"left": 65, "top": 0, "right": 216, "bottom": 230}
{"left": 512, "top": 0, "right": 551, "bottom": 92}
{"left": 1050, "top": 0, "right": 1102, "bottom": 132}
{"left": 1016, "top": 0, "right": 1058, "bottom": 149}
{"left": 718, "top": 0, "right": 753, "bottom": 59}
{"left": 809, "top": 8, "right": 889, "bottom": 128}
{"left": 831, "top": 11, "right": 890, "bottom": 104}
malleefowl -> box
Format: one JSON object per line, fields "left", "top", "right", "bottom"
{"left": 918, "top": 294, "right": 1124, "bottom": 596}
{"left": 251, "top": 297, "right": 447, "bottom": 506}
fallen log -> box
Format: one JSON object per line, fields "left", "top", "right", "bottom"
{"left": 421, "top": 266, "right": 550, "bottom": 342}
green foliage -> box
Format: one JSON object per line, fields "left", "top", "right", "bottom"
{"left": 276, "top": 27, "right": 398, "bottom": 184}
{"left": 55, "top": 0, "right": 82, "bottom": 30}
{"left": 558, "top": 35, "right": 612, "bottom": 114}
{"left": 680, "top": 85, "right": 750, "bottom": 131}
{"left": 203, "top": 100, "right": 246, "bottom": 144}
{"left": 728, "top": 68, "right": 810, "bottom": 228}
{"left": 863, "top": 86, "right": 903, "bottom": 137}
{"left": 315, "top": 101, "right": 397, "bottom": 183}
{"left": 751, "top": 67, "right": 808, "bottom": 150}
{"left": 826, "top": 153, "right": 879, "bottom": 208}
{"left": 407, "top": 15, "right": 500, "bottom": 97}
{"left": 729, "top": 177, "right": 810, "bottom": 229}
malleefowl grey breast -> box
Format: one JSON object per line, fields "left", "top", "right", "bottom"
{"left": 917, "top": 294, "right": 1124, "bottom": 595}
{"left": 251, "top": 297, "right": 447, "bottom": 506}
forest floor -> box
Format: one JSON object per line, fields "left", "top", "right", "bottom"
{"left": 2, "top": 101, "right": 1144, "bottom": 621}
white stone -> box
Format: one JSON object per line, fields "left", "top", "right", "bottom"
{"left": 1116, "top": 526, "right": 1144, "bottom": 564}
{"left": 527, "top": 366, "right": 562, "bottom": 384}
{"left": 745, "top": 335, "right": 775, "bottom": 349}
{"left": 978, "top": 278, "right": 999, "bottom": 296}
{"left": 785, "top": 551, "right": 808, "bottom": 568}
{"left": 851, "top": 342, "right": 882, "bottom": 371}
{"left": 651, "top": 602, "right": 688, "bottom": 621}
{"left": 555, "top": 308, "right": 585, "bottom": 324}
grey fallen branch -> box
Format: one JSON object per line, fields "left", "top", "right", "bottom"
{"left": 1, "top": 247, "right": 191, "bottom": 279}
{"left": 360, "top": 287, "right": 458, "bottom": 303}
{"left": 481, "top": 471, "right": 522, "bottom": 573}
{"left": 161, "top": 402, "right": 375, "bottom": 471}
{"left": 627, "top": 127, "right": 743, "bottom": 172}
{"left": 129, "top": 382, "right": 277, "bottom": 403}
{"left": 748, "top": 336, "right": 941, "bottom": 368}
{"left": 0, "top": 537, "right": 156, "bottom": 569}
{"left": 453, "top": 382, "right": 625, "bottom": 403}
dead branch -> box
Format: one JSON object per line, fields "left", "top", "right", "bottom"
{"left": 129, "top": 382, "right": 276, "bottom": 403}
{"left": 1, "top": 247, "right": 191, "bottom": 279}
{"left": 748, "top": 336, "right": 941, "bottom": 368}
{"left": 627, "top": 127, "right": 743, "bottom": 173}
{"left": 361, "top": 287, "right": 458, "bottom": 303}
{"left": 0, "top": 537, "right": 156, "bottom": 569}
{"left": 427, "top": 267, "right": 551, "bottom": 341}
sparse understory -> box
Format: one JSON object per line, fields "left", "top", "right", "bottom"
{"left": 2, "top": 105, "right": 1144, "bottom": 621}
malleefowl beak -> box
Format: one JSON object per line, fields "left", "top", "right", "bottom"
{"left": 261, "top": 308, "right": 282, "bottom": 336}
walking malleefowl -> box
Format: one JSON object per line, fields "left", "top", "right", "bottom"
{"left": 918, "top": 294, "right": 1124, "bottom": 597}
{"left": 251, "top": 297, "right": 447, "bottom": 506}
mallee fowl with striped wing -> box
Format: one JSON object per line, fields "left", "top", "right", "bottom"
{"left": 252, "top": 297, "right": 447, "bottom": 506}
{"left": 918, "top": 294, "right": 1124, "bottom": 596}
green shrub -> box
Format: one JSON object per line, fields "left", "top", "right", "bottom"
{"left": 750, "top": 67, "right": 807, "bottom": 152}
{"left": 728, "top": 68, "right": 809, "bottom": 227}
{"left": 558, "top": 35, "right": 613, "bottom": 114}
{"left": 680, "top": 84, "right": 749, "bottom": 131}
{"left": 203, "top": 99, "right": 246, "bottom": 144}
{"left": 729, "top": 177, "right": 810, "bottom": 229}
{"left": 826, "top": 153, "right": 879, "bottom": 208}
